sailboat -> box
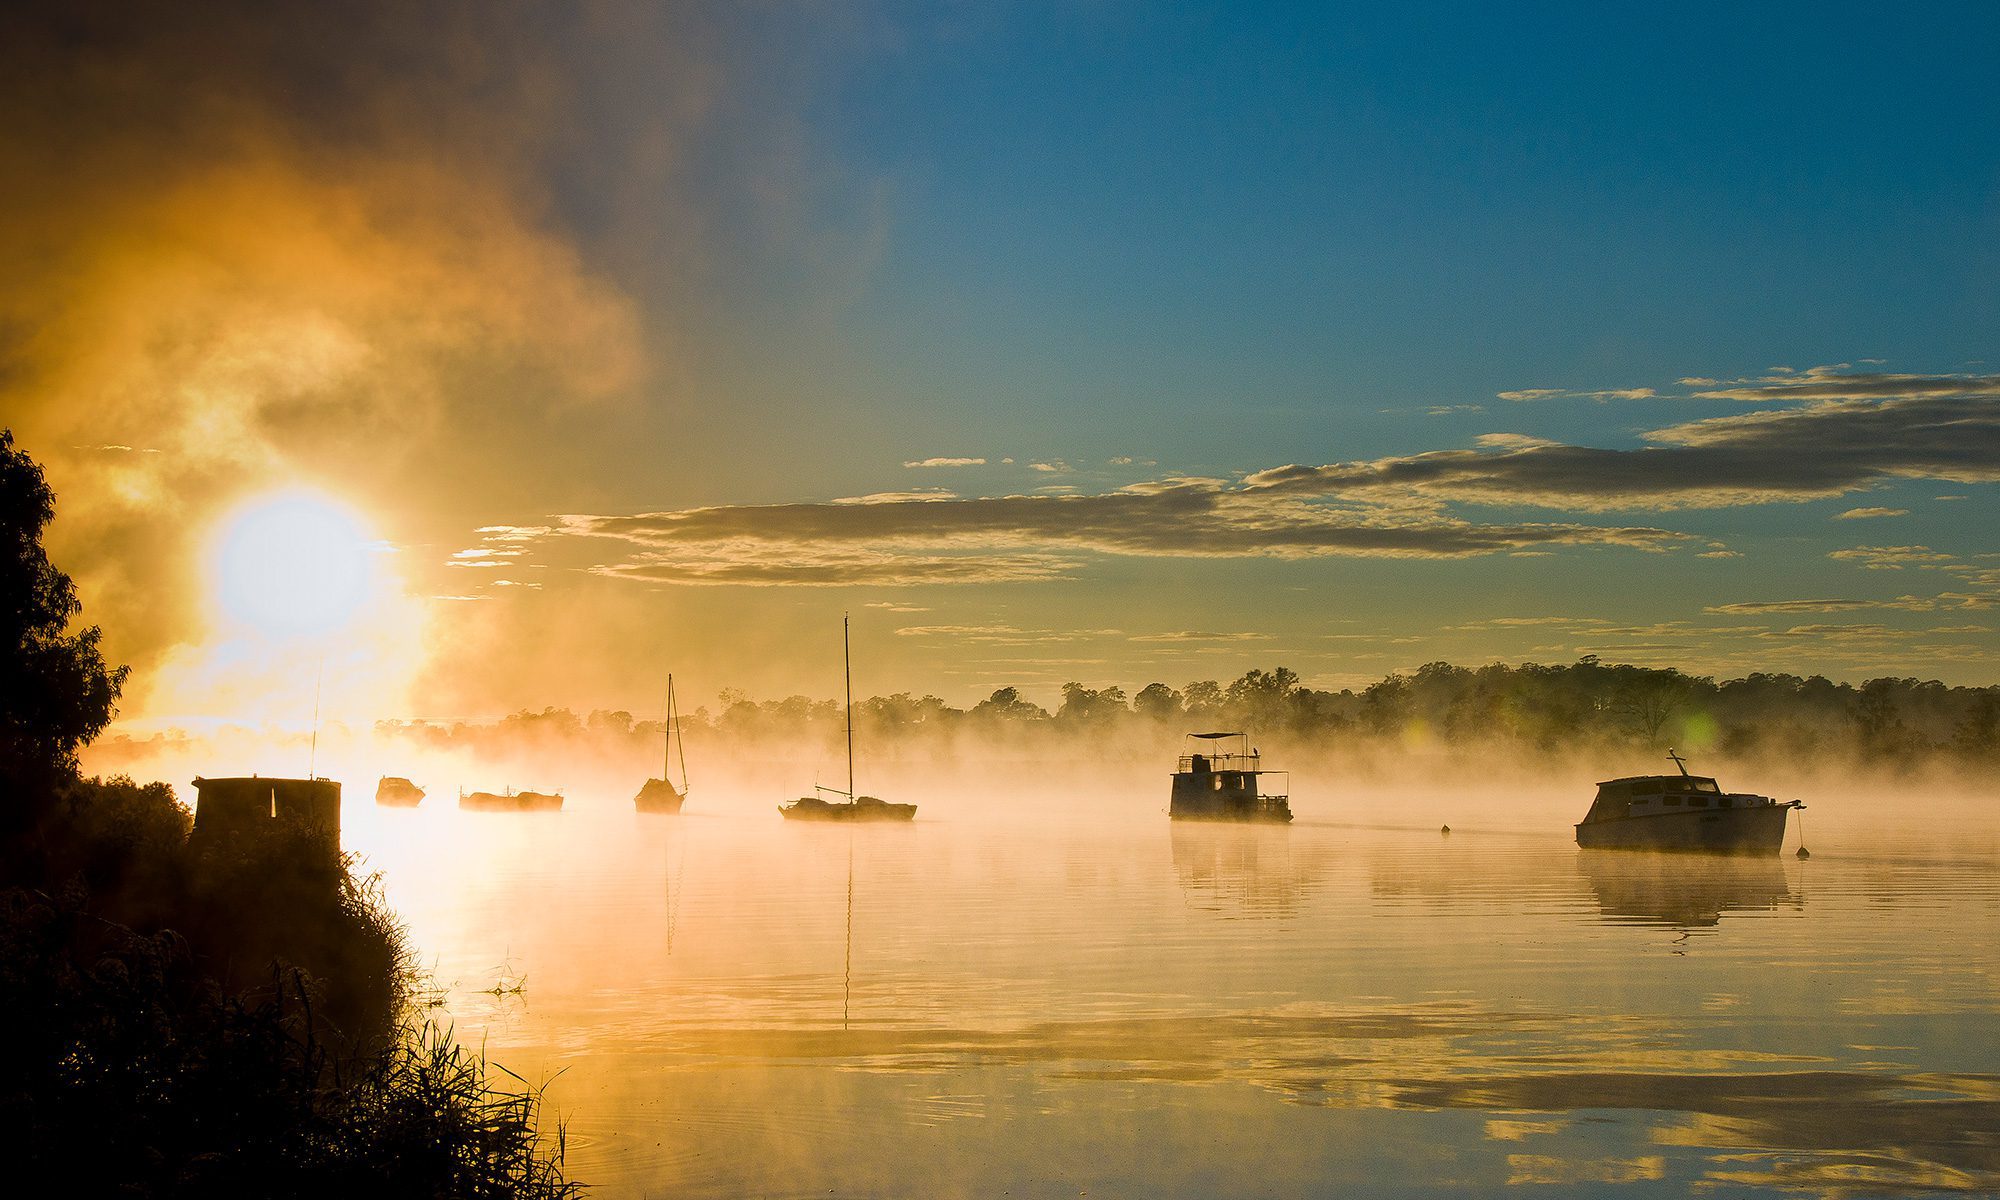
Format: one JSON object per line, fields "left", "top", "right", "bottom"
{"left": 781, "top": 615, "right": 916, "bottom": 822}
{"left": 634, "top": 673, "right": 690, "bottom": 814}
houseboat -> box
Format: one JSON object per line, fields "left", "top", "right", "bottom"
{"left": 1169, "top": 732, "right": 1292, "bottom": 823}
{"left": 1575, "top": 751, "right": 1800, "bottom": 853}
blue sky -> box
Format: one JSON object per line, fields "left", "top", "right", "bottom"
{"left": 608, "top": 3, "right": 2000, "bottom": 489}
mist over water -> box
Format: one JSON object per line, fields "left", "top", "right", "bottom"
{"left": 118, "top": 736, "right": 1966, "bottom": 1198}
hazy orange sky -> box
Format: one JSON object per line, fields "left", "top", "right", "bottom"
{"left": 6, "top": 2, "right": 1996, "bottom": 726}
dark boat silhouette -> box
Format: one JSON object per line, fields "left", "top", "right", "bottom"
{"left": 190, "top": 775, "right": 341, "bottom": 860}
{"left": 635, "top": 673, "right": 689, "bottom": 814}
{"left": 1169, "top": 732, "right": 1292, "bottom": 822}
{"left": 374, "top": 776, "right": 425, "bottom": 807}
{"left": 1575, "top": 751, "right": 1801, "bottom": 853}
{"left": 783, "top": 793, "right": 915, "bottom": 822}
{"left": 458, "top": 786, "right": 563, "bottom": 812}
{"left": 781, "top": 615, "right": 915, "bottom": 823}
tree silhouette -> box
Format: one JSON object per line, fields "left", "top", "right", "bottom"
{"left": 0, "top": 429, "right": 127, "bottom": 825}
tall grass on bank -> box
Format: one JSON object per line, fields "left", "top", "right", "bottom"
{"left": 0, "top": 774, "right": 580, "bottom": 1197}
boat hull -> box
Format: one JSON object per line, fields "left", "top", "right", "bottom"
{"left": 459, "top": 791, "right": 563, "bottom": 813}
{"left": 634, "top": 778, "right": 685, "bottom": 814}
{"left": 375, "top": 777, "right": 424, "bottom": 806}
{"left": 1575, "top": 804, "right": 1791, "bottom": 853}
{"left": 780, "top": 797, "right": 916, "bottom": 822}
{"left": 1169, "top": 774, "right": 1292, "bottom": 823}
{"left": 1168, "top": 803, "right": 1293, "bottom": 824}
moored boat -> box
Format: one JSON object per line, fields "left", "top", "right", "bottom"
{"left": 459, "top": 786, "right": 563, "bottom": 812}
{"left": 634, "top": 777, "right": 684, "bottom": 814}
{"left": 1169, "top": 732, "right": 1292, "bottom": 822}
{"left": 635, "top": 673, "right": 690, "bottom": 815}
{"left": 783, "top": 793, "right": 917, "bottom": 822}
{"left": 375, "top": 776, "right": 425, "bottom": 806}
{"left": 780, "top": 615, "right": 916, "bottom": 823}
{"left": 1574, "top": 751, "right": 1800, "bottom": 853}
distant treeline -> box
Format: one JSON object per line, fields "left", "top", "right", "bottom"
{"left": 381, "top": 658, "right": 2000, "bottom": 772}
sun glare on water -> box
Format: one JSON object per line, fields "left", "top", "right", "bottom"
{"left": 211, "top": 491, "right": 379, "bottom": 638}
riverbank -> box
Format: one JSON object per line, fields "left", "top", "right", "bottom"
{"left": 0, "top": 772, "right": 579, "bottom": 1197}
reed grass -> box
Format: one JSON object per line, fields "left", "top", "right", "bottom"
{"left": 1, "top": 773, "right": 583, "bottom": 1196}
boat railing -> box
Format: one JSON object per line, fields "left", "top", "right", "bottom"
{"left": 1176, "top": 751, "right": 1266, "bottom": 774}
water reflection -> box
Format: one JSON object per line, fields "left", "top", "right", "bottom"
{"left": 336, "top": 795, "right": 2000, "bottom": 1199}
{"left": 1169, "top": 822, "right": 1335, "bottom": 916}
{"left": 1577, "top": 849, "right": 1802, "bottom": 929}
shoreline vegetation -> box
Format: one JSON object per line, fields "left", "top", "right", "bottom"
{"left": 0, "top": 431, "right": 578, "bottom": 1196}
{"left": 333, "top": 662, "right": 2000, "bottom": 784}
{"left": 3, "top": 777, "right": 580, "bottom": 1198}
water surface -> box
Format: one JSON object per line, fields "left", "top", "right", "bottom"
{"left": 343, "top": 779, "right": 2000, "bottom": 1199}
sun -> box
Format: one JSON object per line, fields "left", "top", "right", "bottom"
{"left": 211, "top": 491, "right": 379, "bottom": 638}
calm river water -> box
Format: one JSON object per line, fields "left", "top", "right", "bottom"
{"left": 337, "top": 772, "right": 2000, "bottom": 1199}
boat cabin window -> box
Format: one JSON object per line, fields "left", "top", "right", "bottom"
{"left": 1661, "top": 796, "right": 1682, "bottom": 805}
{"left": 1688, "top": 796, "right": 1710, "bottom": 808}
{"left": 1691, "top": 779, "right": 1720, "bottom": 794}
{"left": 1719, "top": 796, "right": 1733, "bottom": 808}
{"left": 1213, "top": 776, "right": 1224, "bottom": 791}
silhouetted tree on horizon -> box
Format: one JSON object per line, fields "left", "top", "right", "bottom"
{"left": 0, "top": 429, "right": 127, "bottom": 828}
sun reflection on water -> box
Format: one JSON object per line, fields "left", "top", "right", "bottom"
{"left": 302, "top": 777, "right": 2000, "bottom": 1198}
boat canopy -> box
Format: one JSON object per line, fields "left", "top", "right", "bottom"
{"left": 1598, "top": 774, "right": 1723, "bottom": 791}
{"left": 1178, "top": 731, "right": 1273, "bottom": 778}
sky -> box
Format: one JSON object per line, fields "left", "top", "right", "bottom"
{"left": 5, "top": 1, "right": 1998, "bottom": 726}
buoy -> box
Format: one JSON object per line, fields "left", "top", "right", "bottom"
{"left": 1440, "top": 824, "right": 1451, "bottom": 836}
{"left": 1796, "top": 846, "right": 1811, "bottom": 859}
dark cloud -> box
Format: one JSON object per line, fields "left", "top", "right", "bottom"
{"left": 596, "top": 550, "right": 1078, "bottom": 588}
{"left": 1245, "top": 389, "right": 2000, "bottom": 512}
{"left": 1692, "top": 367, "right": 2000, "bottom": 402}
{"left": 544, "top": 480, "right": 1683, "bottom": 585}
{"left": 1705, "top": 598, "right": 1936, "bottom": 615}
{"left": 509, "top": 372, "right": 2000, "bottom": 587}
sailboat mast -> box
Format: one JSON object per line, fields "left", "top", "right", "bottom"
{"left": 673, "top": 674, "right": 689, "bottom": 793}
{"left": 844, "top": 613, "right": 855, "bottom": 801}
{"left": 663, "top": 674, "right": 674, "bottom": 780}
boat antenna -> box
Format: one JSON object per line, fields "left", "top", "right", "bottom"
{"left": 1666, "top": 747, "right": 1689, "bottom": 777}
{"left": 844, "top": 612, "right": 855, "bottom": 803}
{"left": 309, "top": 652, "right": 324, "bottom": 779}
